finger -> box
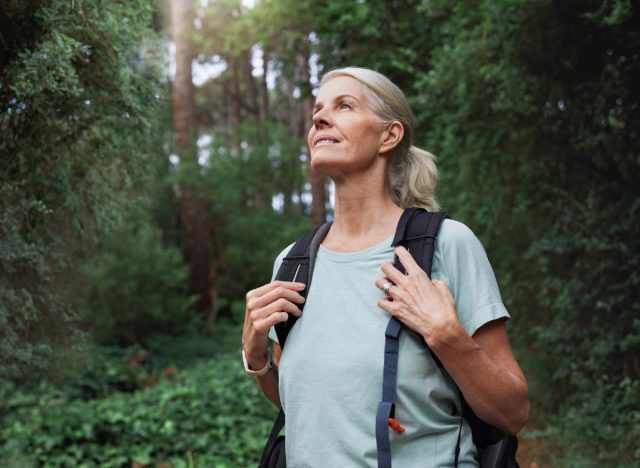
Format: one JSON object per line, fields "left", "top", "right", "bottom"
{"left": 249, "top": 284, "right": 306, "bottom": 311}
{"left": 253, "top": 311, "right": 290, "bottom": 334}
{"left": 261, "top": 297, "right": 303, "bottom": 318}
{"left": 377, "top": 297, "right": 395, "bottom": 314}
{"left": 249, "top": 300, "right": 301, "bottom": 333}
{"left": 377, "top": 298, "right": 403, "bottom": 317}
{"left": 380, "top": 261, "right": 406, "bottom": 285}
{"left": 247, "top": 298, "right": 302, "bottom": 330}
{"left": 394, "top": 245, "right": 423, "bottom": 276}
{"left": 375, "top": 277, "right": 392, "bottom": 292}
{"left": 375, "top": 277, "right": 398, "bottom": 298}
{"left": 247, "top": 280, "right": 305, "bottom": 302}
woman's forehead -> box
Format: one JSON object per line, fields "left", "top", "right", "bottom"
{"left": 316, "top": 75, "right": 366, "bottom": 103}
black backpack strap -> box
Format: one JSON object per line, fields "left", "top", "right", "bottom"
{"left": 258, "top": 408, "right": 285, "bottom": 468}
{"left": 391, "top": 207, "right": 447, "bottom": 277}
{"left": 259, "top": 222, "right": 332, "bottom": 468}
{"left": 393, "top": 208, "right": 448, "bottom": 372}
{"left": 376, "top": 209, "right": 448, "bottom": 468}
{"left": 274, "top": 222, "right": 332, "bottom": 347}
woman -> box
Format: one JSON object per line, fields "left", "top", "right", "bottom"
{"left": 242, "top": 67, "right": 530, "bottom": 467}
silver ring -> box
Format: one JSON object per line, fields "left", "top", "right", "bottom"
{"left": 382, "top": 282, "right": 393, "bottom": 296}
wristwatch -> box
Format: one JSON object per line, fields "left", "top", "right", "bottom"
{"left": 242, "top": 349, "right": 273, "bottom": 376}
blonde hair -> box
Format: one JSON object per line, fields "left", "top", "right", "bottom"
{"left": 320, "top": 67, "right": 439, "bottom": 212}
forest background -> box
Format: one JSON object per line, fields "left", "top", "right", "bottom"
{"left": 1, "top": 0, "right": 638, "bottom": 466}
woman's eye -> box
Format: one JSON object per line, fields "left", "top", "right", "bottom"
{"left": 339, "top": 102, "right": 352, "bottom": 110}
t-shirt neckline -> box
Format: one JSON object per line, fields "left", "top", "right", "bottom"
{"left": 318, "top": 235, "right": 394, "bottom": 263}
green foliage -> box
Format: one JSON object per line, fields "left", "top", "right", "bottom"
{"left": 81, "top": 217, "right": 197, "bottom": 345}
{"left": 0, "top": 322, "right": 276, "bottom": 467}
{"left": 195, "top": 123, "right": 311, "bottom": 298}
{"left": 548, "top": 377, "right": 640, "bottom": 466}
{"left": 0, "top": 0, "right": 165, "bottom": 377}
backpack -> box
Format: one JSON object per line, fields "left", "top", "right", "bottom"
{"left": 258, "top": 208, "right": 519, "bottom": 468}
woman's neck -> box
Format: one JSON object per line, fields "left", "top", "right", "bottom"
{"left": 323, "top": 178, "right": 403, "bottom": 252}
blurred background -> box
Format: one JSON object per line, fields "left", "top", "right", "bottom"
{"left": 1, "top": 0, "right": 638, "bottom": 466}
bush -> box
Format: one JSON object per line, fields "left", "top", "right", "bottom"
{"left": 81, "top": 220, "right": 196, "bottom": 345}
{"left": 0, "top": 322, "right": 276, "bottom": 467}
{"left": 0, "top": 0, "right": 164, "bottom": 378}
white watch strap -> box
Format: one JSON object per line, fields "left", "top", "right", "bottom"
{"left": 242, "top": 349, "right": 272, "bottom": 376}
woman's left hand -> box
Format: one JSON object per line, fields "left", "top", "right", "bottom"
{"left": 375, "top": 245, "right": 461, "bottom": 346}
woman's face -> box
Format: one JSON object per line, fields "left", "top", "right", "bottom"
{"left": 307, "top": 76, "right": 387, "bottom": 178}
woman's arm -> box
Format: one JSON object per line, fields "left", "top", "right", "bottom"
{"left": 242, "top": 281, "right": 305, "bottom": 409}
{"left": 428, "top": 316, "right": 530, "bottom": 434}
{"left": 376, "top": 246, "right": 530, "bottom": 435}
{"left": 253, "top": 343, "right": 284, "bottom": 408}
{"left": 253, "top": 351, "right": 281, "bottom": 409}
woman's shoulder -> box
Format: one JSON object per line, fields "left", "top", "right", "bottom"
{"left": 270, "top": 241, "right": 296, "bottom": 280}
{"left": 275, "top": 241, "right": 296, "bottom": 262}
{"left": 438, "top": 218, "right": 482, "bottom": 247}
{"left": 435, "top": 217, "right": 494, "bottom": 275}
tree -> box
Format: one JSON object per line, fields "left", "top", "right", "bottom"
{"left": 0, "top": 0, "right": 164, "bottom": 378}
{"left": 170, "top": 0, "right": 218, "bottom": 318}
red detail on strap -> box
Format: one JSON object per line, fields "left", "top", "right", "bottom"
{"left": 388, "top": 418, "right": 405, "bottom": 433}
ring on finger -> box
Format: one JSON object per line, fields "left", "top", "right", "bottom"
{"left": 381, "top": 282, "right": 393, "bottom": 296}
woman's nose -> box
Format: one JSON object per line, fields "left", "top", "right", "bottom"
{"left": 312, "top": 108, "right": 331, "bottom": 128}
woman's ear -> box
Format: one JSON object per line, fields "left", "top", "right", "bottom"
{"left": 379, "top": 121, "right": 404, "bottom": 155}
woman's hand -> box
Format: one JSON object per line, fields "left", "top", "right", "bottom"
{"left": 375, "top": 245, "right": 462, "bottom": 347}
{"left": 242, "top": 280, "right": 306, "bottom": 368}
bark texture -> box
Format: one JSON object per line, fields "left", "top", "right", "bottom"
{"left": 171, "top": 0, "right": 217, "bottom": 319}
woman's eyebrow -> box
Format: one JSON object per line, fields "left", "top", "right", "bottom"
{"left": 313, "top": 94, "right": 360, "bottom": 113}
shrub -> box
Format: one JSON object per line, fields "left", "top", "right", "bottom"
{"left": 81, "top": 220, "right": 197, "bottom": 345}
{"left": 0, "top": 322, "right": 277, "bottom": 467}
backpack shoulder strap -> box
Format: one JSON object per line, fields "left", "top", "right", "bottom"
{"left": 259, "top": 222, "right": 332, "bottom": 468}
{"left": 391, "top": 207, "right": 448, "bottom": 277}
{"left": 273, "top": 222, "right": 332, "bottom": 348}
{"left": 376, "top": 208, "right": 448, "bottom": 468}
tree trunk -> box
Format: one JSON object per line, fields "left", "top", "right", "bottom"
{"left": 230, "top": 56, "right": 243, "bottom": 130}
{"left": 170, "top": 0, "right": 217, "bottom": 321}
{"left": 283, "top": 77, "right": 299, "bottom": 216}
{"left": 297, "top": 50, "right": 326, "bottom": 227}
{"left": 259, "top": 47, "right": 269, "bottom": 123}
{"left": 241, "top": 49, "right": 259, "bottom": 120}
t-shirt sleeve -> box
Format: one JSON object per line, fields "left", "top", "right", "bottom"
{"left": 432, "top": 219, "right": 510, "bottom": 337}
{"left": 267, "top": 242, "right": 296, "bottom": 344}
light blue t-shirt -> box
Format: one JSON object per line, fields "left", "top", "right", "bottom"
{"left": 268, "top": 219, "right": 509, "bottom": 467}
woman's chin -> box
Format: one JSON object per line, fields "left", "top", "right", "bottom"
{"left": 309, "top": 154, "right": 343, "bottom": 174}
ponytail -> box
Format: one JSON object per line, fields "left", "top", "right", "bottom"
{"left": 388, "top": 145, "right": 439, "bottom": 212}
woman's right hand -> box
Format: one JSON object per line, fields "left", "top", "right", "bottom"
{"left": 242, "top": 280, "right": 306, "bottom": 369}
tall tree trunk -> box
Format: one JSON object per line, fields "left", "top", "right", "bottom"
{"left": 241, "top": 49, "right": 259, "bottom": 121}
{"left": 283, "top": 77, "right": 300, "bottom": 216}
{"left": 171, "top": 0, "right": 217, "bottom": 320}
{"left": 297, "top": 50, "right": 326, "bottom": 227}
{"left": 259, "top": 47, "right": 269, "bottom": 123}
{"left": 230, "top": 56, "right": 243, "bottom": 130}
